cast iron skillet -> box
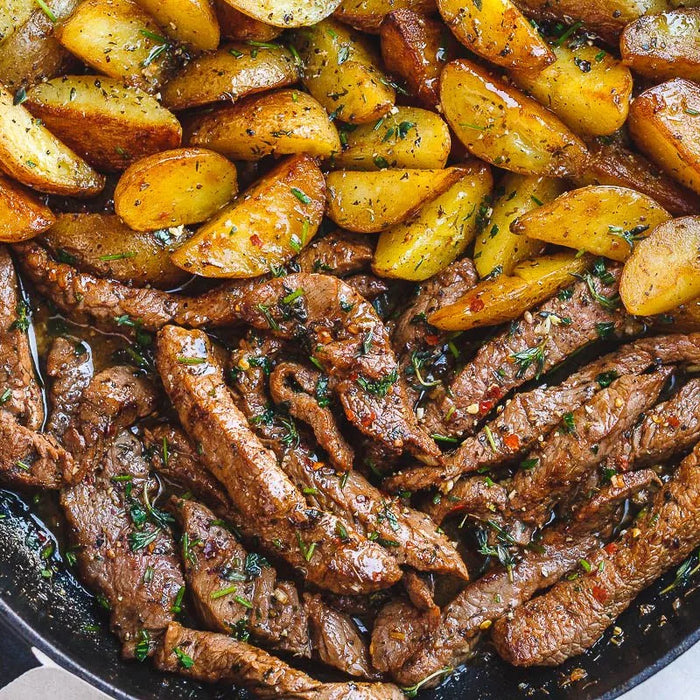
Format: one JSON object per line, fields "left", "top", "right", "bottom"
{"left": 1, "top": 484, "right": 699, "bottom": 699}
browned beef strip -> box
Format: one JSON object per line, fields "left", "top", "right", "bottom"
{"left": 269, "top": 361, "right": 355, "bottom": 472}
{"left": 295, "top": 230, "right": 374, "bottom": 277}
{"left": 492, "top": 440, "right": 700, "bottom": 666}
{"left": 46, "top": 336, "right": 94, "bottom": 440}
{"left": 173, "top": 497, "right": 310, "bottom": 657}
{"left": 155, "top": 623, "right": 404, "bottom": 699}
{"left": 423, "top": 264, "right": 638, "bottom": 438}
{"left": 0, "top": 246, "right": 43, "bottom": 430}
{"left": 388, "top": 333, "right": 700, "bottom": 496}
{"left": 236, "top": 273, "right": 440, "bottom": 464}
{"left": 156, "top": 325, "right": 401, "bottom": 594}
{"left": 344, "top": 274, "right": 389, "bottom": 301}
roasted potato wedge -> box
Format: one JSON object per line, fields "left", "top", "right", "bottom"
{"left": 372, "top": 161, "right": 492, "bottom": 281}
{"left": 171, "top": 154, "right": 325, "bottom": 277}
{"left": 0, "top": 173, "right": 56, "bottom": 242}
{"left": 291, "top": 18, "right": 394, "bottom": 124}
{"left": 621, "top": 9, "right": 700, "bottom": 82}
{"left": 0, "top": 85, "right": 104, "bottom": 197}
{"left": 42, "top": 213, "right": 189, "bottom": 289}
{"left": 187, "top": 90, "right": 340, "bottom": 160}
{"left": 0, "top": 0, "right": 34, "bottom": 46}
{"left": 512, "top": 185, "right": 671, "bottom": 262}
{"left": 474, "top": 174, "right": 565, "bottom": 278}
{"left": 334, "top": 0, "right": 436, "bottom": 32}
{"left": 428, "top": 252, "right": 590, "bottom": 330}
{"left": 215, "top": 0, "right": 282, "bottom": 40}
{"left": 326, "top": 167, "right": 466, "bottom": 233}
{"left": 620, "top": 216, "right": 700, "bottom": 316}
{"left": 56, "top": 0, "right": 176, "bottom": 93}
{"left": 134, "top": 0, "right": 220, "bottom": 50}
{"left": 24, "top": 75, "right": 182, "bottom": 172}
{"left": 216, "top": 0, "right": 342, "bottom": 27}
{"left": 629, "top": 79, "right": 700, "bottom": 196}
{"left": 333, "top": 106, "right": 450, "bottom": 170}
{"left": 572, "top": 138, "right": 700, "bottom": 217}
{"left": 114, "top": 148, "right": 238, "bottom": 231}
{"left": 438, "top": 0, "right": 553, "bottom": 70}
{"left": 161, "top": 42, "right": 298, "bottom": 111}
{"left": 510, "top": 43, "right": 632, "bottom": 137}
{"left": 379, "top": 9, "right": 458, "bottom": 108}
{"left": 440, "top": 59, "right": 589, "bottom": 178}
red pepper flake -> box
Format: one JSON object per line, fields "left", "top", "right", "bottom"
{"left": 361, "top": 411, "right": 376, "bottom": 428}
{"left": 425, "top": 334, "right": 440, "bottom": 346}
{"left": 486, "top": 386, "right": 503, "bottom": 400}
{"left": 604, "top": 542, "right": 618, "bottom": 555}
{"left": 479, "top": 399, "right": 494, "bottom": 415}
{"left": 250, "top": 233, "right": 263, "bottom": 247}
{"left": 346, "top": 409, "right": 357, "bottom": 422}
{"left": 469, "top": 297, "right": 485, "bottom": 313}
{"left": 668, "top": 415, "right": 680, "bottom": 428}
{"left": 503, "top": 433, "right": 520, "bottom": 451}
{"left": 591, "top": 585, "right": 608, "bottom": 604}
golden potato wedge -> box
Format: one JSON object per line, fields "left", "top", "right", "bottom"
{"left": 474, "top": 174, "right": 565, "bottom": 278}
{"left": 438, "top": 0, "right": 554, "bottom": 70}
{"left": 510, "top": 43, "right": 632, "bottom": 137}
{"left": 215, "top": 0, "right": 282, "bottom": 40}
{"left": 620, "top": 216, "right": 700, "bottom": 315}
{"left": 24, "top": 75, "right": 182, "bottom": 172}
{"left": 0, "top": 0, "right": 34, "bottom": 46}
{"left": 512, "top": 185, "right": 671, "bottom": 262}
{"left": 0, "top": 85, "right": 104, "bottom": 197}
{"left": 187, "top": 90, "right": 340, "bottom": 160}
{"left": 326, "top": 167, "right": 466, "bottom": 233}
{"left": 334, "top": 0, "right": 436, "bottom": 32}
{"left": 621, "top": 9, "right": 700, "bottom": 82}
{"left": 440, "top": 59, "right": 589, "bottom": 178}
{"left": 372, "top": 161, "right": 492, "bottom": 281}
{"left": 628, "top": 79, "right": 700, "bottom": 196}
{"left": 333, "top": 106, "right": 450, "bottom": 170}
{"left": 55, "top": 0, "right": 176, "bottom": 93}
{"left": 115, "top": 148, "right": 238, "bottom": 231}
{"left": 134, "top": 0, "right": 220, "bottom": 50}
{"left": 0, "top": 174, "right": 55, "bottom": 242}
{"left": 41, "top": 213, "right": 189, "bottom": 289}
{"left": 216, "top": 0, "right": 342, "bottom": 27}
{"left": 379, "top": 9, "right": 458, "bottom": 108}
{"left": 428, "top": 252, "right": 590, "bottom": 330}
{"left": 572, "top": 138, "right": 700, "bottom": 217}
{"left": 161, "top": 42, "right": 298, "bottom": 111}
{"left": 291, "top": 18, "right": 394, "bottom": 124}
{"left": 171, "top": 154, "right": 326, "bottom": 278}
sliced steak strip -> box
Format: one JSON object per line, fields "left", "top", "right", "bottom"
{"left": 156, "top": 325, "right": 401, "bottom": 594}
{"left": 237, "top": 273, "right": 440, "bottom": 464}
{"left": 423, "top": 263, "right": 636, "bottom": 438}
{"left": 156, "top": 623, "right": 404, "bottom": 699}
{"left": 344, "top": 274, "right": 389, "bottom": 301}
{"left": 295, "top": 230, "right": 374, "bottom": 277}
{"left": 492, "top": 440, "right": 700, "bottom": 666}
{"left": 0, "top": 245, "right": 43, "bottom": 430}
{"left": 173, "top": 498, "right": 310, "bottom": 657}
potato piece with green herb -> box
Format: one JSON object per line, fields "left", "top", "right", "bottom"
{"left": 291, "top": 18, "right": 394, "bottom": 124}
{"left": 511, "top": 185, "right": 671, "bottom": 262}
{"left": 334, "top": 0, "right": 436, "bottom": 32}
{"left": 372, "top": 161, "right": 492, "bottom": 280}
{"left": 333, "top": 106, "right": 450, "bottom": 170}
{"left": 217, "top": 0, "right": 342, "bottom": 27}
{"left": 0, "top": 173, "right": 55, "bottom": 242}
{"left": 440, "top": 59, "right": 588, "bottom": 177}
{"left": 620, "top": 216, "right": 700, "bottom": 316}
{"left": 0, "top": 0, "right": 34, "bottom": 46}
{"left": 474, "top": 174, "right": 565, "bottom": 278}
{"left": 171, "top": 154, "right": 325, "bottom": 278}
{"left": 133, "top": 0, "right": 220, "bottom": 50}
{"left": 215, "top": 0, "right": 282, "bottom": 40}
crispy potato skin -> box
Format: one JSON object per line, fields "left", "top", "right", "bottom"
{"left": 171, "top": 154, "right": 326, "bottom": 278}
{"left": 379, "top": 9, "right": 457, "bottom": 108}
{"left": 187, "top": 90, "right": 340, "bottom": 161}
{"left": 215, "top": 0, "right": 282, "bottom": 40}
{"left": 334, "top": 0, "right": 436, "bottom": 32}
{"left": 115, "top": 148, "right": 238, "bottom": 231}
{"left": 629, "top": 78, "right": 700, "bottom": 196}
{"left": 620, "top": 216, "right": 700, "bottom": 316}
{"left": 621, "top": 9, "right": 700, "bottom": 82}
{"left": 0, "top": 173, "right": 56, "bottom": 242}
{"left": 134, "top": 0, "right": 220, "bottom": 51}
{"left": 0, "top": 0, "right": 35, "bottom": 46}
{"left": 440, "top": 59, "right": 589, "bottom": 178}
{"left": 25, "top": 75, "right": 182, "bottom": 172}
{"left": 41, "top": 213, "right": 189, "bottom": 288}
{"left": 161, "top": 42, "right": 298, "bottom": 111}
{"left": 216, "top": 0, "right": 342, "bottom": 27}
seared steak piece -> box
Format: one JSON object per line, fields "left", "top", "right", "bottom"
{"left": 344, "top": 274, "right": 389, "bottom": 301}
{"left": 295, "top": 230, "right": 374, "bottom": 277}
{"left": 237, "top": 273, "right": 440, "bottom": 464}
{"left": 46, "top": 337, "right": 94, "bottom": 440}
{"left": 156, "top": 325, "right": 401, "bottom": 594}
{"left": 423, "top": 263, "right": 637, "bottom": 438}
{"left": 173, "top": 498, "right": 310, "bottom": 657}
{"left": 156, "top": 623, "right": 404, "bottom": 699}
{"left": 0, "top": 246, "right": 43, "bottom": 430}
{"left": 492, "top": 440, "right": 700, "bottom": 666}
